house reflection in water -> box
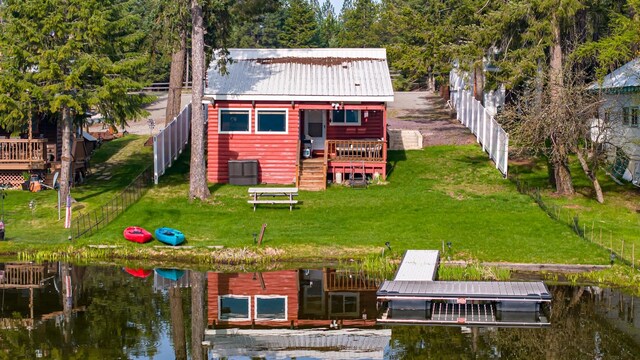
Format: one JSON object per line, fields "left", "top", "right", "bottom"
{"left": 205, "top": 269, "right": 391, "bottom": 359}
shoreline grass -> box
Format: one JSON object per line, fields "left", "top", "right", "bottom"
{"left": 2, "top": 136, "right": 637, "bottom": 283}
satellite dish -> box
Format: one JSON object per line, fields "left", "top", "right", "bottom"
{"left": 52, "top": 171, "right": 60, "bottom": 190}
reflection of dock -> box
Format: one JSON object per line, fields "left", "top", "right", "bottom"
{"left": 377, "top": 250, "right": 552, "bottom": 327}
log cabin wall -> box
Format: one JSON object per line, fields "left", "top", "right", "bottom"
{"left": 207, "top": 101, "right": 299, "bottom": 184}
{"left": 325, "top": 110, "right": 385, "bottom": 140}
{"left": 207, "top": 271, "right": 300, "bottom": 328}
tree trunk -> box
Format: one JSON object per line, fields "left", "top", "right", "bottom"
{"left": 473, "top": 63, "right": 484, "bottom": 103}
{"left": 59, "top": 107, "right": 74, "bottom": 202}
{"left": 189, "top": 0, "right": 211, "bottom": 201}
{"left": 166, "top": 30, "right": 187, "bottom": 126}
{"left": 170, "top": 287, "right": 187, "bottom": 360}
{"left": 575, "top": 147, "right": 604, "bottom": 203}
{"left": 552, "top": 155, "right": 574, "bottom": 195}
{"left": 190, "top": 271, "right": 206, "bottom": 360}
{"left": 549, "top": 14, "right": 563, "bottom": 101}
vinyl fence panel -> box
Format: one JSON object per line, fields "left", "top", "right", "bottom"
{"left": 449, "top": 85, "right": 509, "bottom": 178}
{"left": 153, "top": 103, "right": 191, "bottom": 184}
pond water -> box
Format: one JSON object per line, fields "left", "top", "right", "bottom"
{"left": 0, "top": 261, "right": 638, "bottom": 359}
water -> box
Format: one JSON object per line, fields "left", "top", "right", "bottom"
{"left": 0, "top": 262, "right": 638, "bottom": 359}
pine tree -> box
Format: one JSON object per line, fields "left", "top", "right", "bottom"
{"left": 337, "top": 0, "right": 380, "bottom": 47}
{"left": 279, "top": 0, "right": 319, "bottom": 48}
{"left": 317, "top": 0, "right": 340, "bottom": 47}
{"left": 0, "top": 0, "right": 150, "bottom": 204}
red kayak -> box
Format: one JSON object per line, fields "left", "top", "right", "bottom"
{"left": 123, "top": 226, "right": 153, "bottom": 243}
{"left": 124, "top": 267, "right": 152, "bottom": 278}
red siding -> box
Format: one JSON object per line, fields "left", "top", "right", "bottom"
{"left": 207, "top": 101, "right": 299, "bottom": 184}
{"left": 326, "top": 110, "right": 384, "bottom": 140}
{"left": 207, "top": 271, "right": 299, "bottom": 327}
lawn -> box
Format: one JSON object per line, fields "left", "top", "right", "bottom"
{"left": 72, "top": 144, "right": 610, "bottom": 264}
{"left": 511, "top": 156, "right": 640, "bottom": 268}
{"left": 0, "top": 135, "right": 152, "bottom": 245}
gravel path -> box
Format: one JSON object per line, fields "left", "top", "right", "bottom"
{"left": 88, "top": 93, "right": 192, "bottom": 136}
{"left": 388, "top": 91, "right": 476, "bottom": 146}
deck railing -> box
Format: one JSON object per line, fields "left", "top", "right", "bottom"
{"left": 0, "top": 139, "right": 48, "bottom": 163}
{"left": 325, "top": 139, "right": 386, "bottom": 162}
{"left": 323, "top": 269, "right": 383, "bottom": 291}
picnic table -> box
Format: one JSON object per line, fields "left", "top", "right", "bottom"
{"left": 248, "top": 187, "right": 299, "bottom": 211}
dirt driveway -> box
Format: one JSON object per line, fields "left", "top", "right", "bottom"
{"left": 387, "top": 91, "right": 476, "bottom": 146}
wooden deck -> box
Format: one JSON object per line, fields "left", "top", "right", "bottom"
{"left": 0, "top": 139, "right": 48, "bottom": 170}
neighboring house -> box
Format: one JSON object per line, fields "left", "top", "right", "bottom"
{"left": 0, "top": 115, "right": 93, "bottom": 188}
{"left": 204, "top": 48, "right": 394, "bottom": 191}
{"left": 206, "top": 269, "right": 380, "bottom": 329}
{"left": 589, "top": 58, "right": 640, "bottom": 185}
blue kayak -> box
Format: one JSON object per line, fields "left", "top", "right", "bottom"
{"left": 155, "top": 268, "right": 186, "bottom": 281}
{"left": 154, "top": 227, "right": 185, "bottom": 246}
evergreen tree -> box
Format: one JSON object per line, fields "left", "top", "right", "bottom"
{"left": 337, "top": 0, "right": 380, "bottom": 47}
{"left": 0, "top": 0, "right": 150, "bottom": 203}
{"left": 279, "top": 0, "right": 319, "bottom": 47}
{"left": 317, "top": 0, "right": 340, "bottom": 47}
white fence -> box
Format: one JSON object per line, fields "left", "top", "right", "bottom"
{"left": 450, "top": 89, "right": 509, "bottom": 177}
{"left": 153, "top": 103, "right": 191, "bottom": 184}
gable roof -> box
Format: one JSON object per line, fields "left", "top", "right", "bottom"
{"left": 589, "top": 58, "right": 640, "bottom": 92}
{"left": 205, "top": 48, "right": 394, "bottom": 102}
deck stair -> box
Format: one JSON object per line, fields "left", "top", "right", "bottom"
{"left": 388, "top": 129, "right": 422, "bottom": 150}
{"left": 298, "top": 158, "right": 326, "bottom": 191}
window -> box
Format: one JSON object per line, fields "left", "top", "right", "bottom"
{"left": 219, "top": 296, "right": 250, "bottom": 320}
{"left": 329, "top": 293, "right": 359, "bottom": 316}
{"left": 623, "top": 107, "right": 630, "bottom": 126}
{"left": 331, "top": 110, "right": 360, "bottom": 125}
{"left": 256, "top": 109, "right": 287, "bottom": 133}
{"left": 255, "top": 296, "right": 287, "bottom": 320}
{"left": 219, "top": 109, "right": 250, "bottom": 133}
{"left": 632, "top": 107, "right": 639, "bottom": 127}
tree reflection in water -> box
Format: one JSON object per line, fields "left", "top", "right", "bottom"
{"left": 0, "top": 263, "right": 638, "bottom": 359}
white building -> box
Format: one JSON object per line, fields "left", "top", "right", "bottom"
{"left": 589, "top": 58, "right": 640, "bottom": 185}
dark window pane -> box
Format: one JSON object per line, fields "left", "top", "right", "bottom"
{"left": 256, "top": 297, "right": 286, "bottom": 319}
{"left": 332, "top": 110, "right": 345, "bottom": 123}
{"left": 258, "top": 111, "right": 286, "bottom": 132}
{"left": 220, "top": 110, "right": 249, "bottom": 132}
{"left": 220, "top": 297, "right": 249, "bottom": 319}
{"left": 308, "top": 123, "right": 323, "bottom": 137}
{"left": 345, "top": 110, "right": 359, "bottom": 123}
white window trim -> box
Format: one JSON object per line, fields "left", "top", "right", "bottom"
{"left": 330, "top": 109, "right": 361, "bottom": 126}
{"left": 328, "top": 292, "right": 359, "bottom": 316}
{"left": 254, "top": 295, "right": 288, "bottom": 321}
{"left": 255, "top": 108, "right": 289, "bottom": 134}
{"left": 218, "top": 295, "right": 251, "bottom": 320}
{"left": 218, "top": 108, "right": 252, "bottom": 134}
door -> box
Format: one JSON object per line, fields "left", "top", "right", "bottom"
{"left": 304, "top": 110, "right": 325, "bottom": 150}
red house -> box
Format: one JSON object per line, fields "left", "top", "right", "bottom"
{"left": 204, "top": 48, "right": 394, "bottom": 190}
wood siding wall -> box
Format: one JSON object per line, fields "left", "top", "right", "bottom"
{"left": 326, "top": 110, "right": 384, "bottom": 140}
{"left": 207, "top": 271, "right": 300, "bottom": 327}
{"left": 207, "top": 102, "right": 299, "bottom": 184}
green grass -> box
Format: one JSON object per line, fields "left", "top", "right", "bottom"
{"left": 511, "top": 156, "right": 640, "bottom": 268}
{"left": 0, "top": 135, "right": 151, "bottom": 244}
{"left": 70, "top": 144, "right": 610, "bottom": 264}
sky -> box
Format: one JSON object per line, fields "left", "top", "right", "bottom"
{"left": 330, "top": 0, "right": 344, "bottom": 13}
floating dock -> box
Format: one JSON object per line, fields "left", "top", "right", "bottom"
{"left": 377, "top": 250, "right": 552, "bottom": 327}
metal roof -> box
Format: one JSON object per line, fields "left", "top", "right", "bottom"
{"left": 377, "top": 281, "right": 552, "bottom": 301}
{"left": 205, "top": 48, "right": 395, "bottom": 102}
{"left": 393, "top": 250, "right": 440, "bottom": 281}
{"left": 205, "top": 328, "right": 391, "bottom": 359}
{"left": 589, "top": 58, "right": 640, "bottom": 90}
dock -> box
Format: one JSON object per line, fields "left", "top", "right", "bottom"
{"left": 377, "top": 250, "right": 552, "bottom": 327}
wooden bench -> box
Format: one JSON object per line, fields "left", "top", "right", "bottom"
{"left": 248, "top": 187, "right": 299, "bottom": 211}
